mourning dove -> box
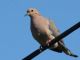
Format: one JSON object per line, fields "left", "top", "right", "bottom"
{"left": 25, "top": 8, "right": 78, "bottom": 57}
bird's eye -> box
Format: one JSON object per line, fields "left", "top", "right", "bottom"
{"left": 31, "top": 10, "right": 33, "bottom": 12}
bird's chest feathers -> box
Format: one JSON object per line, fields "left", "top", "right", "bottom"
{"left": 32, "top": 18, "right": 49, "bottom": 32}
{"left": 31, "top": 23, "right": 47, "bottom": 38}
{"left": 31, "top": 18, "right": 49, "bottom": 40}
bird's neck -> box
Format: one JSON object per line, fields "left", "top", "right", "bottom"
{"left": 30, "top": 13, "right": 41, "bottom": 18}
{"left": 30, "top": 14, "right": 41, "bottom": 21}
{"left": 30, "top": 14, "right": 42, "bottom": 26}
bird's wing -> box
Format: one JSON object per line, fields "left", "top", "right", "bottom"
{"left": 49, "top": 20, "right": 64, "bottom": 44}
{"left": 49, "top": 20, "right": 60, "bottom": 36}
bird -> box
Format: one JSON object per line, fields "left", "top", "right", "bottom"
{"left": 25, "top": 8, "right": 78, "bottom": 57}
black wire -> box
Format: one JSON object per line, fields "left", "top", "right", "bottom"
{"left": 22, "top": 22, "right": 80, "bottom": 60}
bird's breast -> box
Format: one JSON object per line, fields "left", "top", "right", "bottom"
{"left": 30, "top": 24, "right": 49, "bottom": 46}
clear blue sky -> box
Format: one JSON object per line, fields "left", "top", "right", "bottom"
{"left": 0, "top": 0, "right": 80, "bottom": 60}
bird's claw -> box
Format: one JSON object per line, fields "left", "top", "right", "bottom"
{"left": 39, "top": 46, "right": 43, "bottom": 52}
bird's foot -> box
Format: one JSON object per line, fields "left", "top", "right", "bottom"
{"left": 39, "top": 46, "right": 43, "bottom": 52}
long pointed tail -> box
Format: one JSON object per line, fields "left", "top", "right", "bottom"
{"left": 63, "top": 47, "right": 78, "bottom": 57}
{"left": 59, "top": 41, "right": 78, "bottom": 57}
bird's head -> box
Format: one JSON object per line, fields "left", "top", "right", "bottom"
{"left": 25, "top": 8, "right": 40, "bottom": 17}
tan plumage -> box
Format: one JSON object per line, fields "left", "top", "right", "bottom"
{"left": 25, "top": 8, "right": 78, "bottom": 57}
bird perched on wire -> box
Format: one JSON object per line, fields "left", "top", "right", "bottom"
{"left": 25, "top": 8, "right": 78, "bottom": 57}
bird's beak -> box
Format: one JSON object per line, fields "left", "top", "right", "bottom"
{"left": 24, "top": 14, "right": 27, "bottom": 17}
{"left": 24, "top": 12, "right": 30, "bottom": 17}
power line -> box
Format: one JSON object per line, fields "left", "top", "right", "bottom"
{"left": 23, "top": 22, "right": 80, "bottom": 60}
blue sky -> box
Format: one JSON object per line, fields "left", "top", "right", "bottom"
{"left": 0, "top": 0, "right": 80, "bottom": 60}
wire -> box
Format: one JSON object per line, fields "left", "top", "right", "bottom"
{"left": 23, "top": 22, "right": 80, "bottom": 60}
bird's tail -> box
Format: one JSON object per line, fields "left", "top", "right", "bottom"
{"left": 59, "top": 41, "right": 78, "bottom": 57}
{"left": 62, "top": 47, "right": 78, "bottom": 57}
